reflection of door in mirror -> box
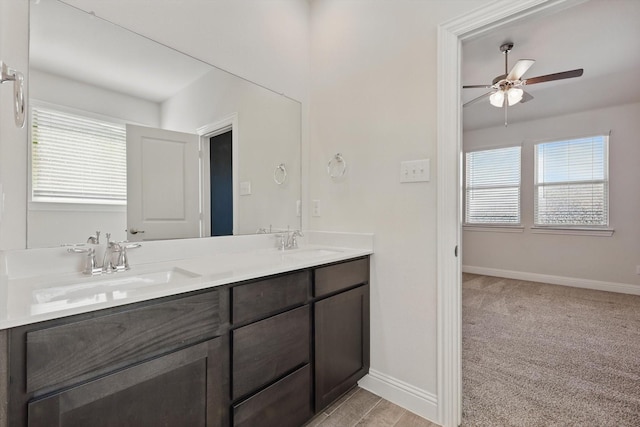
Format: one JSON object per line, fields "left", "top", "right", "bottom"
{"left": 126, "top": 125, "right": 200, "bottom": 242}
{"left": 210, "top": 131, "right": 233, "bottom": 237}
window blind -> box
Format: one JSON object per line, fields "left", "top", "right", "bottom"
{"left": 31, "top": 107, "right": 127, "bottom": 204}
{"left": 534, "top": 135, "right": 608, "bottom": 226}
{"left": 465, "top": 146, "right": 521, "bottom": 224}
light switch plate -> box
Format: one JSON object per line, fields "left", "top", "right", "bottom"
{"left": 240, "top": 181, "right": 251, "bottom": 195}
{"left": 400, "top": 159, "right": 430, "bottom": 183}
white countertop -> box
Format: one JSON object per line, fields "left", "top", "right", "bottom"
{"left": 0, "top": 234, "right": 373, "bottom": 330}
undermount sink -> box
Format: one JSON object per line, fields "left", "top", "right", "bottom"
{"left": 281, "top": 248, "right": 344, "bottom": 261}
{"left": 32, "top": 267, "right": 201, "bottom": 305}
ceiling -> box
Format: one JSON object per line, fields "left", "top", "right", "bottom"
{"left": 30, "top": 0, "right": 212, "bottom": 103}
{"left": 462, "top": 0, "right": 640, "bottom": 131}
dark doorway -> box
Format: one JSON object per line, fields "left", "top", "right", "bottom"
{"left": 210, "top": 131, "right": 233, "bottom": 236}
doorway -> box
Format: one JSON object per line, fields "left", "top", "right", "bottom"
{"left": 436, "top": 1, "right": 582, "bottom": 426}
{"left": 209, "top": 130, "right": 233, "bottom": 236}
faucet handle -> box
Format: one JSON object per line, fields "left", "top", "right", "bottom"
{"left": 289, "top": 230, "right": 303, "bottom": 249}
{"left": 67, "top": 247, "right": 101, "bottom": 276}
{"left": 119, "top": 242, "right": 141, "bottom": 270}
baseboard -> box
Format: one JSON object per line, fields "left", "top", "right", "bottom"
{"left": 463, "top": 265, "right": 640, "bottom": 296}
{"left": 358, "top": 369, "right": 439, "bottom": 424}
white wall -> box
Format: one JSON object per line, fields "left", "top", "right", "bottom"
{"left": 463, "top": 102, "right": 640, "bottom": 288}
{"left": 308, "top": 0, "right": 491, "bottom": 420}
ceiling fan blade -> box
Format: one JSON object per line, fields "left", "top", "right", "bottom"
{"left": 523, "top": 68, "right": 583, "bottom": 85}
{"left": 463, "top": 84, "right": 493, "bottom": 89}
{"left": 506, "top": 59, "right": 535, "bottom": 81}
{"left": 520, "top": 91, "right": 534, "bottom": 103}
{"left": 463, "top": 91, "right": 492, "bottom": 107}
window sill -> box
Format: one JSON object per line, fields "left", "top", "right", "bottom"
{"left": 530, "top": 227, "right": 614, "bottom": 237}
{"left": 463, "top": 225, "right": 524, "bottom": 233}
{"left": 29, "top": 201, "right": 126, "bottom": 213}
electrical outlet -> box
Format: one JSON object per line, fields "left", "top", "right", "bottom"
{"left": 636, "top": 265, "right": 640, "bottom": 275}
{"left": 296, "top": 200, "right": 301, "bottom": 217}
{"left": 312, "top": 200, "right": 321, "bottom": 217}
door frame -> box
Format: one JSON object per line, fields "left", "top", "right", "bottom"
{"left": 435, "top": 1, "right": 586, "bottom": 425}
{"left": 197, "top": 113, "right": 239, "bottom": 237}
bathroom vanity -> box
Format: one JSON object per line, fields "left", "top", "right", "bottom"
{"left": 0, "top": 241, "right": 371, "bottom": 427}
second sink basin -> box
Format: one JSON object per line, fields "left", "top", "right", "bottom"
{"left": 281, "top": 248, "right": 344, "bottom": 262}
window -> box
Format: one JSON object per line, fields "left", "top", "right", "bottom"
{"left": 31, "top": 106, "right": 127, "bottom": 204}
{"left": 465, "top": 146, "right": 521, "bottom": 225}
{"left": 534, "top": 135, "right": 608, "bottom": 227}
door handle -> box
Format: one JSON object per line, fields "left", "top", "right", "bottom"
{"left": 127, "top": 228, "right": 146, "bottom": 235}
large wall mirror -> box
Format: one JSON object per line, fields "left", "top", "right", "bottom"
{"left": 27, "top": 0, "right": 301, "bottom": 248}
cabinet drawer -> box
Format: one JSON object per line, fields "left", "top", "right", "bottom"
{"left": 232, "top": 271, "right": 310, "bottom": 325}
{"left": 232, "top": 305, "right": 310, "bottom": 399}
{"left": 314, "top": 257, "right": 369, "bottom": 298}
{"left": 26, "top": 289, "right": 227, "bottom": 393}
{"left": 233, "top": 364, "right": 312, "bottom": 427}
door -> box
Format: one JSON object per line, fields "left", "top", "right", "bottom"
{"left": 210, "top": 131, "right": 233, "bottom": 236}
{"left": 126, "top": 124, "right": 200, "bottom": 241}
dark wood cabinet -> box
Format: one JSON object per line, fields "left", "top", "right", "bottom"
{"left": 3, "top": 256, "right": 370, "bottom": 427}
{"left": 8, "top": 288, "right": 229, "bottom": 427}
{"left": 314, "top": 259, "right": 370, "bottom": 410}
{"left": 25, "top": 290, "right": 225, "bottom": 394}
{"left": 27, "top": 337, "right": 229, "bottom": 427}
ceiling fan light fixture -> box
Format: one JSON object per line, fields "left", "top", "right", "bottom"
{"left": 489, "top": 90, "right": 505, "bottom": 107}
{"left": 507, "top": 87, "right": 524, "bottom": 106}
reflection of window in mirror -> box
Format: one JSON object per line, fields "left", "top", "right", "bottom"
{"left": 30, "top": 102, "right": 127, "bottom": 206}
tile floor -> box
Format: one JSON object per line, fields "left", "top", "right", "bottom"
{"left": 304, "top": 387, "right": 439, "bottom": 427}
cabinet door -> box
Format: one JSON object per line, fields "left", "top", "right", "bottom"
{"left": 27, "top": 337, "right": 229, "bottom": 427}
{"left": 314, "top": 285, "right": 370, "bottom": 410}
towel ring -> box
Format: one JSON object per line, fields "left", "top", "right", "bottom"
{"left": 327, "top": 153, "right": 347, "bottom": 178}
{"left": 274, "top": 163, "right": 287, "bottom": 185}
{"left": 0, "top": 61, "right": 25, "bottom": 128}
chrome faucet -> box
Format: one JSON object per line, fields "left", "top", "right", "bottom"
{"left": 275, "top": 230, "right": 304, "bottom": 251}
{"left": 102, "top": 241, "right": 123, "bottom": 273}
{"left": 103, "top": 240, "right": 141, "bottom": 273}
{"left": 68, "top": 232, "right": 141, "bottom": 275}
{"left": 86, "top": 231, "right": 100, "bottom": 244}
{"left": 287, "top": 230, "right": 303, "bottom": 249}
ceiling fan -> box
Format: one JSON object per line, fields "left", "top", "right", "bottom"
{"left": 463, "top": 42, "right": 583, "bottom": 126}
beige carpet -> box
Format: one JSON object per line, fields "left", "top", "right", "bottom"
{"left": 462, "top": 273, "right": 640, "bottom": 427}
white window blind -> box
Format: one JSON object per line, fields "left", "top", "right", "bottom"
{"left": 465, "top": 146, "right": 521, "bottom": 225}
{"left": 31, "top": 107, "right": 127, "bottom": 204}
{"left": 534, "top": 135, "right": 608, "bottom": 227}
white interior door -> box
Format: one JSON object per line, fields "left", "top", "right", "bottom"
{"left": 126, "top": 124, "right": 201, "bottom": 241}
